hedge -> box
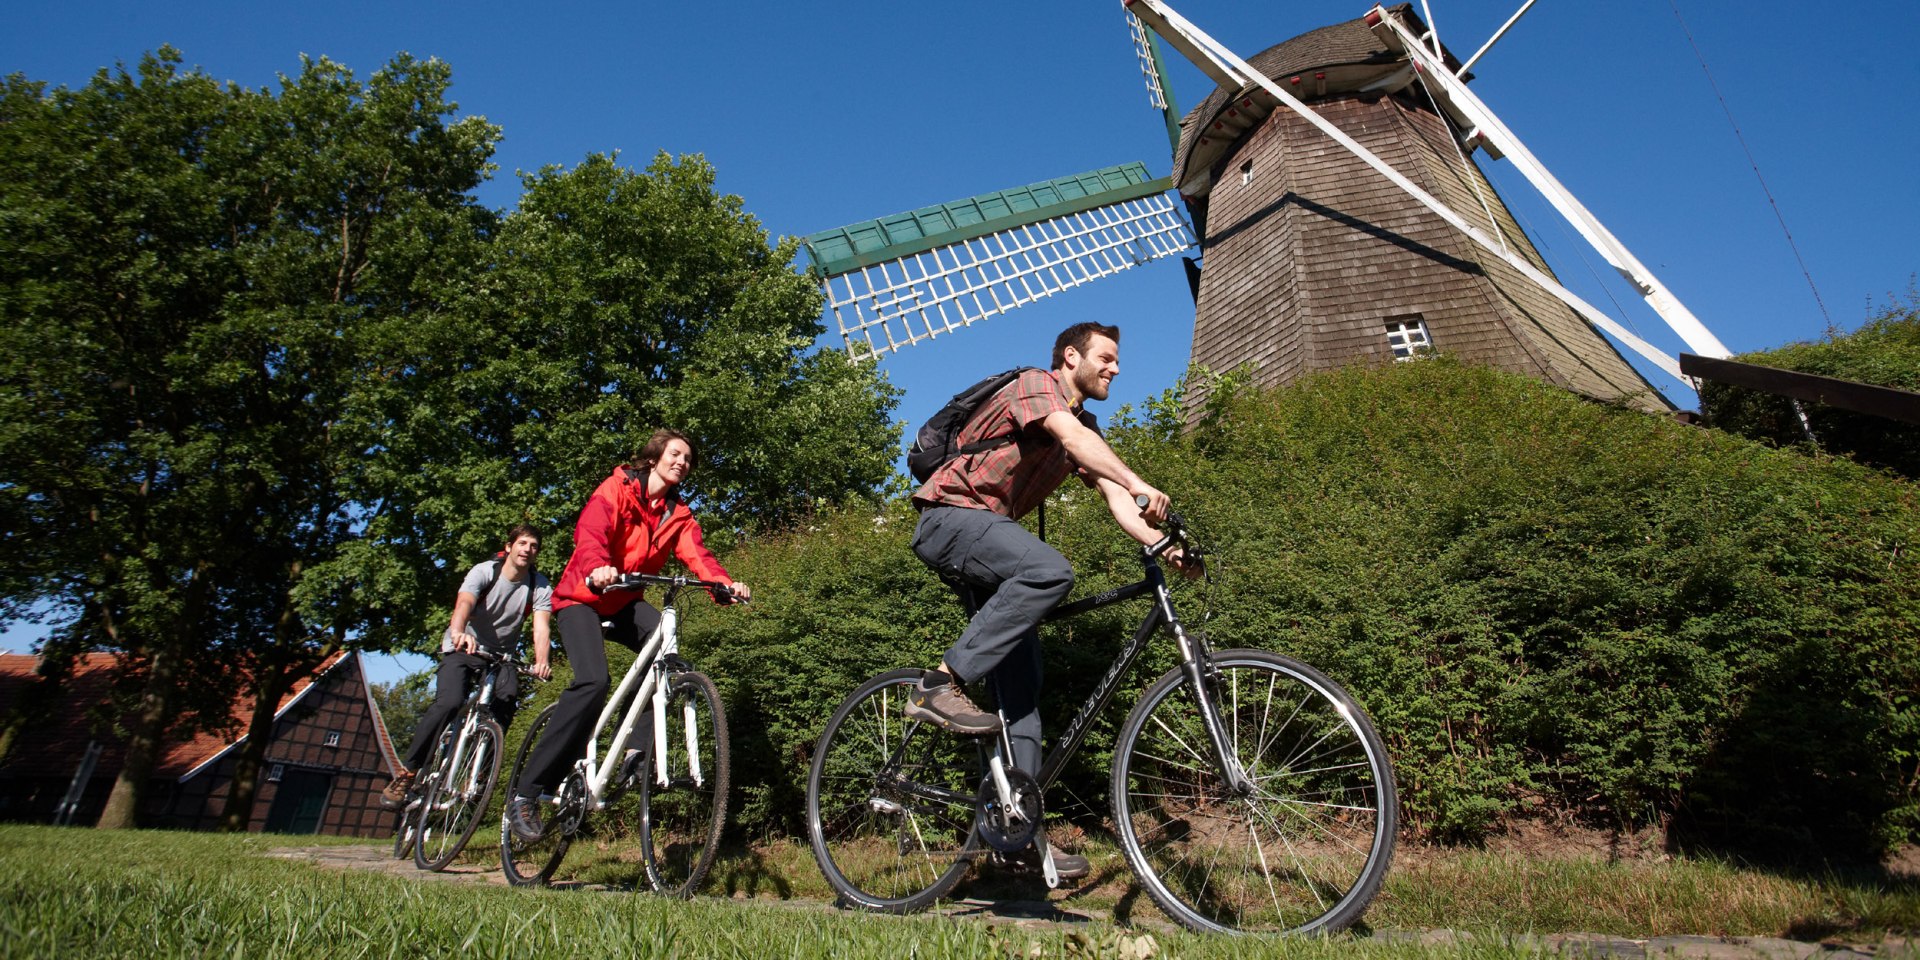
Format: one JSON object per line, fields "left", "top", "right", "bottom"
{"left": 531, "top": 358, "right": 1919, "bottom": 861}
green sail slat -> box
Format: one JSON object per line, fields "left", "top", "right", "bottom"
{"left": 803, "top": 162, "right": 1173, "bottom": 277}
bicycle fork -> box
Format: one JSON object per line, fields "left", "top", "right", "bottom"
{"left": 650, "top": 658, "right": 705, "bottom": 789}
{"left": 1168, "top": 617, "right": 1254, "bottom": 797}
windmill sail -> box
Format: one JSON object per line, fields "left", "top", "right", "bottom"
{"left": 803, "top": 162, "right": 1194, "bottom": 362}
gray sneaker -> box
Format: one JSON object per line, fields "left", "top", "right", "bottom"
{"left": 507, "top": 796, "right": 545, "bottom": 843}
{"left": 903, "top": 675, "right": 1001, "bottom": 736}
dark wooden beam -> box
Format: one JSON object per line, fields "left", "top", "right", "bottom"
{"left": 1681, "top": 353, "right": 1920, "bottom": 425}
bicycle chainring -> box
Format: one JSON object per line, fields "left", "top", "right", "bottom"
{"left": 975, "top": 768, "right": 1042, "bottom": 853}
{"left": 551, "top": 772, "right": 588, "bottom": 837}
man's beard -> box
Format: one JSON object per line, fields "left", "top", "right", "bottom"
{"left": 1075, "top": 366, "right": 1110, "bottom": 402}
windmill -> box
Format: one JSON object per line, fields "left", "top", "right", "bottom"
{"left": 799, "top": 1, "right": 1734, "bottom": 413}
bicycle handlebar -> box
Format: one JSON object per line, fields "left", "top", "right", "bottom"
{"left": 591, "top": 572, "right": 748, "bottom": 605}
{"left": 461, "top": 647, "right": 547, "bottom": 678}
{"left": 1133, "top": 494, "right": 1204, "bottom": 573}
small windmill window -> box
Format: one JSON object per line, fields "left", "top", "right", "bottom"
{"left": 1385, "top": 315, "right": 1434, "bottom": 360}
{"left": 324, "top": 730, "right": 341, "bottom": 748}
{"left": 268, "top": 764, "right": 284, "bottom": 783}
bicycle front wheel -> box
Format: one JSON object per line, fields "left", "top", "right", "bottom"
{"left": 1112, "top": 649, "right": 1397, "bottom": 936}
{"left": 806, "top": 668, "right": 983, "bottom": 913}
{"left": 415, "top": 717, "right": 504, "bottom": 872}
{"left": 391, "top": 804, "right": 420, "bottom": 861}
{"left": 638, "top": 669, "right": 729, "bottom": 897}
{"left": 501, "top": 703, "right": 574, "bottom": 886}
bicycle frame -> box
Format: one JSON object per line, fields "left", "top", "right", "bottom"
{"left": 432, "top": 655, "right": 506, "bottom": 807}
{"left": 923, "top": 532, "right": 1251, "bottom": 812}
{"left": 571, "top": 582, "right": 710, "bottom": 814}
{"left": 1033, "top": 547, "right": 1250, "bottom": 795}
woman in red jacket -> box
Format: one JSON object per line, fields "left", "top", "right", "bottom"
{"left": 507, "top": 428, "right": 750, "bottom": 842}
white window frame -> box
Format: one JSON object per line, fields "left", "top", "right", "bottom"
{"left": 1385, "top": 315, "right": 1434, "bottom": 360}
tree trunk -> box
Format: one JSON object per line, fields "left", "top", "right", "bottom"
{"left": 95, "top": 645, "right": 178, "bottom": 829}
{"left": 216, "top": 656, "right": 301, "bottom": 832}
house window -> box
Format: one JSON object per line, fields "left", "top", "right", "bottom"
{"left": 268, "top": 763, "right": 285, "bottom": 782}
{"left": 1385, "top": 316, "right": 1434, "bottom": 360}
{"left": 1240, "top": 160, "right": 1253, "bottom": 186}
{"left": 324, "top": 730, "right": 341, "bottom": 747}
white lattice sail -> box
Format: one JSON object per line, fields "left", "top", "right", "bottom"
{"left": 802, "top": 163, "right": 1194, "bottom": 362}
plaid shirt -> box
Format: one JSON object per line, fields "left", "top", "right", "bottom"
{"left": 912, "top": 368, "right": 1098, "bottom": 520}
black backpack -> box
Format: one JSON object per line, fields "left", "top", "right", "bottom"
{"left": 906, "top": 367, "right": 1037, "bottom": 483}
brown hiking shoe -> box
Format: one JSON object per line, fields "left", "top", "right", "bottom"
{"left": 1005, "top": 842, "right": 1091, "bottom": 880}
{"left": 903, "top": 674, "right": 1001, "bottom": 736}
{"left": 379, "top": 770, "right": 415, "bottom": 809}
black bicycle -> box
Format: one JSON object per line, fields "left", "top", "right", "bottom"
{"left": 804, "top": 507, "right": 1398, "bottom": 935}
{"left": 411, "top": 648, "right": 533, "bottom": 872}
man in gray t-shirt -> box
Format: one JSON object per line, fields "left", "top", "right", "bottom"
{"left": 382, "top": 525, "right": 554, "bottom": 807}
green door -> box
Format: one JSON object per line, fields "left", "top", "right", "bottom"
{"left": 264, "top": 769, "right": 333, "bottom": 833}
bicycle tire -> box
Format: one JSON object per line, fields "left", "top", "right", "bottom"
{"left": 415, "top": 717, "right": 504, "bottom": 872}
{"left": 500, "top": 702, "right": 575, "bottom": 886}
{"left": 638, "top": 669, "right": 729, "bottom": 897}
{"left": 1111, "top": 648, "right": 1397, "bottom": 936}
{"left": 806, "top": 667, "right": 983, "bottom": 913}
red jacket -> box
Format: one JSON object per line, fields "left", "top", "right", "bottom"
{"left": 552, "top": 465, "right": 732, "bottom": 615}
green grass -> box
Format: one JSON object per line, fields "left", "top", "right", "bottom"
{"left": 537, "top": 828, "right": 1920, "bottom": 942}
{"left": 0, "top": 825, "right": 1914, "bottom": 959}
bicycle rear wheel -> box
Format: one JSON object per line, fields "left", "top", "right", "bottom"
{"left": 415, "top": 717, "right": 504, "bottom": 872}
{"left": 806, "top": 668, "right": 983, "bottom": 913}
{"left": 1112, "top": 649, "right": 1397, "bottom": 936}
{"left": 638, "top": 669, "right": 729, "bottom": 898}
{"left": 501, "top": 702, "right": 575, "bottom": 886}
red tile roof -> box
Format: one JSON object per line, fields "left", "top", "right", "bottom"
{"left": 0, "top": 650, "right": 353, "bottom": 780}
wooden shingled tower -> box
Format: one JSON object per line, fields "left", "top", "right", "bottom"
{"left": 803, "top": 2, "right": 1732, "bottom": 414}
{"left": 1173, "top": 5, "right": 1668, "bottom": 412}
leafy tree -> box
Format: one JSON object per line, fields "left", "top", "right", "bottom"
{"left": 325, "top": 150, "right": 901, "bottom": 577}
{"left": 1, "top": 53, "right": 900, "bottom": 831}
{"left": 0, "top": 49, "right": 500, "bottom": 827}
{"left": 370, "top": 670, "right": 436, "bottom": 762}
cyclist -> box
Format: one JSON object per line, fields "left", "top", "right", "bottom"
{"left": 382, "top": 524, "right": 554, "bottom": 808}
{"left": 904, "top": 321, "right": 1193, "bottom": 879}
{"left": 507, "top": 428, "right": 750, "bottom": 842}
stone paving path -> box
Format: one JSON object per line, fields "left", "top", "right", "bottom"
{"left": 265, "top": 844, "right": 1913, "bottom": 958}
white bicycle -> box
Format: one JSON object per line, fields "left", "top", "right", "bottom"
{"left": 500, "top": 572, "right": 739, "bottom": 897}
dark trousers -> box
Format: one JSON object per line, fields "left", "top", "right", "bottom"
{"left": 517, "top": 599, "right": 661, "bottom": 796}
{"left": 912, "top": 505, "right": 1074, "bottom": 777}
{"left": 404, "top": 652, "right": 520, "bottom": 772}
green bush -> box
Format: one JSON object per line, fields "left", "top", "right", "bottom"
{"left": 1702, "top": 287, "right": 1920, "bottom": 478}
{"left": 685, "top": 358, "right": 1917, "bottom": 861}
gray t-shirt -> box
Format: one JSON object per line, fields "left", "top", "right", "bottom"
{"left": 442, "top": 560, "right": 553, "bottom": 654}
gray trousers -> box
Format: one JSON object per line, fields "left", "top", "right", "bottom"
{"left": 912, "top": 505, "right": 1075, "bottom": 776}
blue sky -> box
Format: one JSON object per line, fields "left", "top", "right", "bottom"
{"left": 6, "top": 0, "right": 1916, "bottom": 681}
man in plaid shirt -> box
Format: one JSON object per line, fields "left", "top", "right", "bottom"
{"left": 907, "top": 321, "right": 1193, "bottom": 880}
